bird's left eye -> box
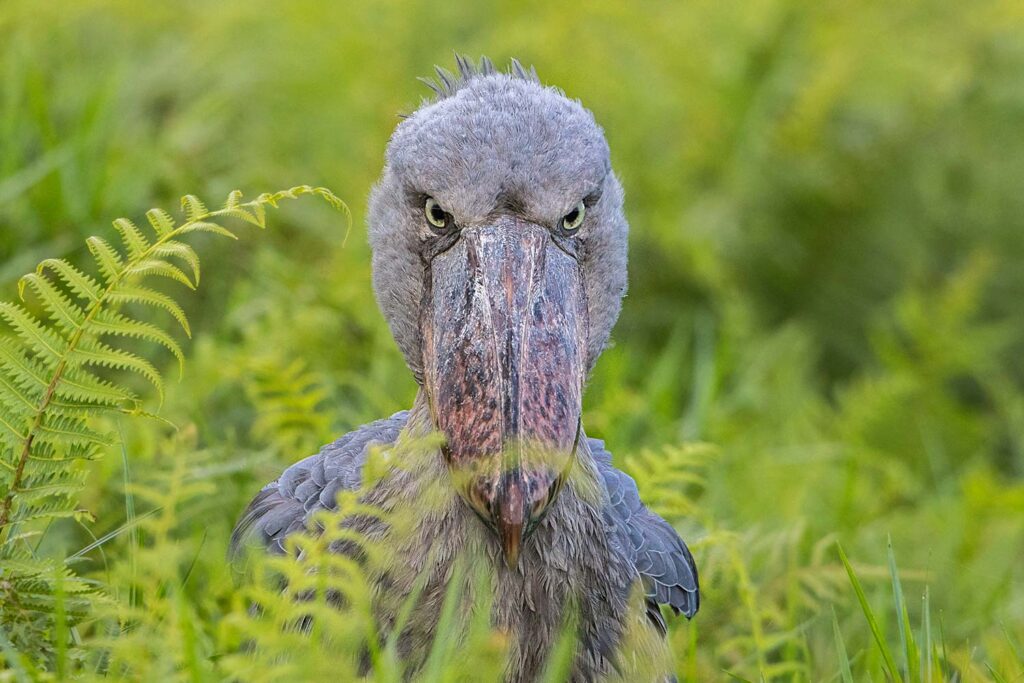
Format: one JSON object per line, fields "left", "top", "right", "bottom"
{"left": 424, "top": 197, "right": 452, "bottom": 232}
{"left": 561, "top": 202, "right": 586, "bottom": 233}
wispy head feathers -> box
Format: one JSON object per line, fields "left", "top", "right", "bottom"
{"left": 418, "top": 54, "right": 540, "bottom": 102}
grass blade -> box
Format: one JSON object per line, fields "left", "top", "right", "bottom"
{"left": 887, "top": 538, "right": 919, "bottom": 680}
{"left": 922, "top": 586, "right": 934, "bottom": 683}
{"left": 118, "top": 420, "right": 139, "bottom": 609}
{"left": 66, "top": 507, "right": 160, "bottom": 561}
{"left": 832, "top": 606, "right": 855, "bottom": 683}
{"left": 887, "top": 537, "right": 907, "bottom": 673}
{"left": 837, "top": 542, "right": 900, "bottom": 680}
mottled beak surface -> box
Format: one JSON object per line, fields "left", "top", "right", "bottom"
{"left": 421, "top": 218, "right": 588, "bottom": 568}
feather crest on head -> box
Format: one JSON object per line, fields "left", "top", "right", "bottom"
{"left": 418, "top": 54, "right": 541, "bottom": 102}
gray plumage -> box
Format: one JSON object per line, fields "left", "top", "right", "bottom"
{"left": 232, "top": 57, "right": 698, "bottom": 682}
{"left": 231, "top": 412, "right": 407, "bottom": 556}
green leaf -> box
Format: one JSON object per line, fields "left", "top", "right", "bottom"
{"left": 151, "top": 240, "right": 201, "bottom": 286}
{"left": 85, "top": 236, "right": 124, "bottom": 284}
{"left": 831, "top": 607, "right": 854, "bottom": 683}
{"left": 0, "top": 302, "right": 68, "bottom": 362}
{"left": 106, "top": 285, "right": 191, "bottom": 337}
{"left": 90, "top": 309, "right": 185, "bottom": 376}
{"left": 17, "top": 273, "right": 85, "bottom": 334}
{"left": 144, "top": 208, "right": 176, "bottom": 238}
{"left": 36, "top": 414, "right": 110, "bottom": 448}
{"left": 0, "top": 369, "right": 40, "bottom": 412}
{"left": 174, "top": 221, "right": 239, "bottom": 239}
{"left": 0, "top": 410, "right": 27, "bottom": 441}
{"left": 888, "top": 538, "right": 919, "bottom": 681}
{"left": 180, "top": 194, "right": 209, "bottom": 222}
{"left": 217, "top": 206, "right": 262, "bottom": 226}
{"left": 0, "top": 337, "right": 49, "bottom": 391}
{"left": 15, "top": 478, "right": 86, "bottom": 503}
{"left": 57, "top": 366, "right": 134, "bottom": 407}
{"left": 0, "top": 624, "right": 37, "bottom": 682}
{"left": 123, "top": 259, "right": 195, "bottom": 289}
{"left": 251, "top": 201, "right": 267, "bottom": 228}
{"left": 11, "top": 501, "right": 82, "bottom": 526}
{"left": 112, "top": 218, "right": 151, "bottom": 260}
{"left": 224, "top": 189, "right": 244, "bottom": 209}
{"left": 838, "top": 542, "right": 900, "bottom": 680}
{"left": 36, "top": 259, "right": 101, "bottom": 303}
{"left": 71, "top": 340, "right": 164, "bottom": 401}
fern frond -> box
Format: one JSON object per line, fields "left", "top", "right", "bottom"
{"left": 224, "top": 189, "right": 244, "bottom": 208}
{"left": 112, "top": 218, "right": 151, "bottom": 260}
{"left": 181, "top": 194, "right": 208, "bottom": 222}
{"left": 85, "top": 236, "right": 124, "bottom": 284}
{"left": 151, "top": 241, "right": 201, "bottom": 286}
{"left": 35, "top": 414, "right": 110, "bottom": 449}
{"left": 145, "top": 208, "right": 176, "bottom": 238}
{"left": 123, "top": 259, "right": 195, "bottom": 289}
{"left": 0, "top": 302, "right": 68, "bottom": 362}
{"left": 10, "top": 499, "right": 83, "bottom": 526}
{"left": 17, "top": 273, "right": 86, "bottom": 335}
{"left": 0, "top": 371, "right": 41, "bottom": 412}
{"left": 173, "top": 221, "right": 239, "bottom": 239}
{"left": 0, "top": 183, "right": 347, "bottom": 663}
{"left": 16, "top": 472, "right": 87, "bottom": 502}
{"left": 36, "top": 259, "right": 102, "bottom": 304}
{"left": 247, "top": 356, "right": 333, "bottom": 454}
{"left": 57, "top": 366, "right": 136, "bottom": 407}
{"left": 0, "top": 411, "right": 27, "bottom": 441}
{"left": 90, "top": 310, "right": 185, "bottom": 376}
{"left": 26, "top": 443, "right": 99, "bottom": 465}
{"left": 0, "top": 553, "right": 57, "bottom": 577}
{"left": 251, "top": 202, "right": 267, "bottom": 228}
{"left": 4, "top": 529, "right": 41, "bottom": 545}
{"left": 0, "top": 389, "right": 33, "bottom": 430}
{"left": 72, "top": 339, "right": 164, "bottom": 401}
{"left": 107, "top": 285, "right": 192, "bottom": 337}
{"left": 0, "top": 337, "right": 50, "bottom": 391}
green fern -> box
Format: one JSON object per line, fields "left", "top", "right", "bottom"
{"left": 246, "top": 356, "right": 334, "bottom": 456}
{"left": 0, "top": 185, "right": 346, "bottom": 664}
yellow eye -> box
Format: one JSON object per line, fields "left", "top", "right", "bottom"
{"left": 561, "top": 201, "right": 586, "bottom": 232}
{"left": 424, "top": 197, "right": 450, "bottom": 230}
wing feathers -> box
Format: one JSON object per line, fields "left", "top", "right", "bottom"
{"left": 229, "top": 411, "right": 408, "bottom": 560}
{"left": 591, "top": 437, "right": 700, "bottom": 632}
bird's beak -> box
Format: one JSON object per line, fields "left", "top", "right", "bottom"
{"left": 421, "top": 217, "right": 588, "bottom": 569}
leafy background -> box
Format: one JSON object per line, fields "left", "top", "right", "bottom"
{"left": 2, "top": 0, "right": 1023, "bottom": 679}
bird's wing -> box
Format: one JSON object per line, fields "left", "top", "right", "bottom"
{"left": 230, "top": 411, "right": 409, "bottom": 559}
{"left": 590, "top": 437, "right": 700, "bottom": 634}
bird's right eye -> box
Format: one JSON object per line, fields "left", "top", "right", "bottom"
{"left": 424, "top": 197, "right": 452, "bottom": 231}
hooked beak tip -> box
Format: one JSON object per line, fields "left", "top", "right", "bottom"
{"left": 499, "top": 523, "right": 523, "bottom": 569}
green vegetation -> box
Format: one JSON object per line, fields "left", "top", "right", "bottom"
{"left": 1, "top": 0, "right": 1022, "bottom": 680}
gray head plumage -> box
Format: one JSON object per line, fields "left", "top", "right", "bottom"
{"left": 369, "top": 56, "right": 628, "bottom": 381}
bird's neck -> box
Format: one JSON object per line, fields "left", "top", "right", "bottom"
{"left": 405, "top": 388, "right": 436, "bottom": 437}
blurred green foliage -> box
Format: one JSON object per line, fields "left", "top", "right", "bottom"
{"left": 1, "top": 0, "right": 1023, "bottom": 679}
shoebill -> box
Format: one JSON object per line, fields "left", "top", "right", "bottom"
{"left": 231, "top": 56, "right": 699, "bottom": 682}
